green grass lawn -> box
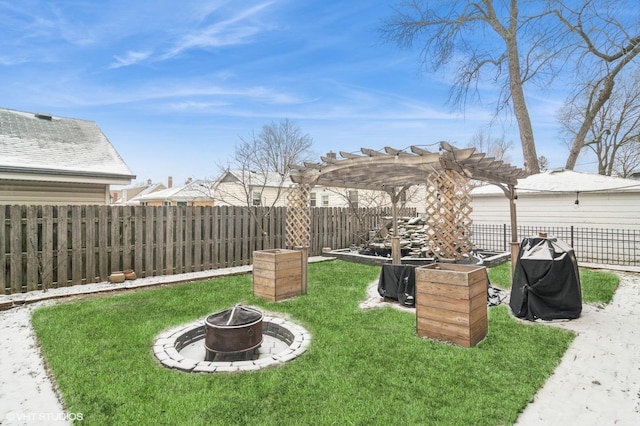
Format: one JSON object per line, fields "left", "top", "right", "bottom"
{"left": 33, "top": 260, "right": 577, "bottom": 426}
{"left": 488, "top": 262, "right": 619, "bottom": 304}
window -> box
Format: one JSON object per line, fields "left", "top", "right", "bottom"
{"left": 321, "top": 194, "right": 329, "bottom": 207}
{"left": 310, "top": 192, "right": 317, "bottom": 207}
{"left": 348, "top": 190, "right": 358, "bottom": 208}
{"left": 252, "top": 190, "right": 262, "bottom": 206}
{"left": 163, "top": 201, "right": 172, "bottom": 206}
{"left": 177, "top": 201, "right": 187, "bottom": 207}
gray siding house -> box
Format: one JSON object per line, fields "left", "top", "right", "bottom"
{"left": 0, "top": 107, "right": 135, "bottom": 204}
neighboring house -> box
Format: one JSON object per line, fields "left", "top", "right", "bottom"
{"left": 0, "top": 107, "right": 135, "bottom": 205}
{"left": 134, "top": 179, "right": 215, "bottom": 206}
{"left": 112, "top": 178, "right": 169, "bottom": 205}
{"left": 213, "top": 170, "right": 292, "bottom": 207}
{"left": 471, "top": 169, "right": 640, "bottom": 229}
{"left": 213, "top": 169, "right": 427, "bottom": 213}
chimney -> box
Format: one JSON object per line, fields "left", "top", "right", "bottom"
{"left": 147, "top": 178, "right": 152, "bottom": 185}
{"left": 185, "top": 177, "right": 192, "bottom": 184}
{"left": 113, "top": 192, "right": 118, "bottom": 203}
{"left": 168, "top": 176, "right": 173, "bottom": 188}
{"left": 327, "top": 151, "right": 337, "bottom": 159}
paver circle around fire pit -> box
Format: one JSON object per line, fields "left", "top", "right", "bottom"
{"left": 152, "top": 312, "right": 311, "bottom": 373}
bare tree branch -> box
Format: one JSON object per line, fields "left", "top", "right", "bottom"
{"left": 561, "top": 67, "right": 640, "bottom": 176}
{"left": 209, "top": 119, "right": 313, "bottom": 248}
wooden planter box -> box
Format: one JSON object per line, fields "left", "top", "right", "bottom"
{"left": 415, "top": 263, "right": 488, "bottom": 347}
{"left": 253, "top": 249, "right": 302, "bottom": 301}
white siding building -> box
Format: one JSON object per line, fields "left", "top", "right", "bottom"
{"left": 471, "top": 170, "right": 640, "bottom": 230}
{"left": 213, "top": 170, "right": 427, "bottom": 212}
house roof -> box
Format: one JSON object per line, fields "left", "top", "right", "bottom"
{"left": 134, "top": 180, "right": 214, "bottom": 202}
{"left": 217, "top": 170, "right": 290, "bottom": 188}
{"left": 472, "top": 169, "right": 640, "bottom": 196}
{"left": 113, "top": 182, "right": 167, "bottom": 204}
{"left": 0, "top": 107, "right": 135, "bottom": 183}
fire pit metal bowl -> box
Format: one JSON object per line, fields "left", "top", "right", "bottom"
{"left": 204, "top": 305, "right": 263, "bottom": 361}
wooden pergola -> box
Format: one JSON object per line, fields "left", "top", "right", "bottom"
{"left": 285, "top": 141, "right": 527, "bottom": 267}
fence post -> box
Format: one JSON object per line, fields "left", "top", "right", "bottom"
{"left": 571, "top": 226, "right": 574, "bottom": 248}
{"left": 503, "top": 223, "right": 507, "bottom": 252}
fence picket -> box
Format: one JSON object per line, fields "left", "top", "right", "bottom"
{"left": 203, "top": 207, "right": 211, "bottom": 270}
{"left": 111, "top": 207, "right": 120, "bottom": 273}
{"left": 56, "top": 206, "right": 68, "bottom": 288}
{"left": 98, "top": 206, "right": 109, "bottom": 279}
{"left": 70, "top": 206, "right": 82, "bottom": 286}
{"left": 134, "top": 206, "right": 143, "bottom": 276}
{"left": 193, "top": 207, "right": 202, "bottom": 272}
{"left": 26, "top": 205, "right": 38, "bottom": 291}
{"left": 85, "top": 205, "right": 96, "bottom": 284}
{"left": 155, "top": 207, "right": 164, "bottom": 275}
{"left": 145, "top": 207, "right": 154, "bottom": 277}
{"left": 41, "top": 206, "right": 54, "bottom": 291}
{"left": 184, "top": 207, "right": 192, "bottom": 272}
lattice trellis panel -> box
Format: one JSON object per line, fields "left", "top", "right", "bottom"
{"left": 424, "top": 169, "right": 473, "bottom": 260}
{"left": 285, "top": 184, "right": 311, "bottom": 248}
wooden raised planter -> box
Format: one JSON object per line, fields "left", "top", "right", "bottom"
{"left": 415, "top": 263, "right": 488, "bottom": 347}
{"left": 253, "top": 249, "right": 302, "bottom": 301}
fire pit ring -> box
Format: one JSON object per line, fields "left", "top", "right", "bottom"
{"left": 153, "top": 309, "right": 311, "bottom": 373}
{"left": 204, "top": 305, "right": 263, "bottom": 361}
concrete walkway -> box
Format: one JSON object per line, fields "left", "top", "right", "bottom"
{"left": 515, "top": 270, "right": 640, "bottom": 425}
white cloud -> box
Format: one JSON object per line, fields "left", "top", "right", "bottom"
{"left": 109, "top": 50, "right": 153, "bottom": 69}
{"left": 162, "top": 1, "right": 276, "bottom": 59}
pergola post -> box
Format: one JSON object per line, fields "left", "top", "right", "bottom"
{"left": 509, "top": 184, "right": 519, "bottom": 275}
{"left": 285, "top": 183, "right": 311, "bottom": 294}
{"left": 388, "top": 189, "right": 403, "bottom": 264}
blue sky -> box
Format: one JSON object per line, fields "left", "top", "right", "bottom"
{"left": 0, "top": 0, "right": 582, "bottom": 187}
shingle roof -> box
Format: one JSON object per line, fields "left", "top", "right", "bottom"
{"left": 222, "top": 170, "right": 290, "bottom": 188}
{"left": 0, "top": 107, "right": 135, "bottom": 180}
{"left": 134, "top": 180, "right": 214, "bottom": 202}
{"left": 472, "top": 169, "right": 640, "bottom": 195}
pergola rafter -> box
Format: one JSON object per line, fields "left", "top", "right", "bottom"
{"left": 286, "top": 141, "right": 527, "bottom": 265}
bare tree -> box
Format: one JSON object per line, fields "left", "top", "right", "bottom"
{"left": 553, "top": 2, "right": 640, "bottom": 170}
{"left": 382, "top": 1, "right": 640, "bottom": 175}
{"left": 538, "top": 155, "right": 549, "bottom": 172}
{"left": 613, "top": 139, "right": 640, "bottom": 178}
{"left": 561, "top": 68, "right": 640, "bottom": 176}
{"left": 381, "top": 1, "right": 567, "bottom": 174}
{"left": 467, "top": 129, "right": 513, "bottom": 163}
{"left": 212, "top": 119, "right": 313, "bottom": 247}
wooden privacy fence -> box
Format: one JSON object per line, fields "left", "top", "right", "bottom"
{"left": 1, "top": 205, "right": 410, "bottom": 294}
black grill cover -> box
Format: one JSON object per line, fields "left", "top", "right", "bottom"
{"left": 509, "top": 236, "right": 582, "bottom": 321}
{"left": 377, "top": 264, "right": 416, "bottom": 307}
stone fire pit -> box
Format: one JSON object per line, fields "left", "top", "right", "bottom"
{"left": 204, "top": 305, "right": 263, "bottom": 361}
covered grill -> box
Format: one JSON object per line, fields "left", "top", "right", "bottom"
{"left": 204, "top": 305, "right": 263, "bottom": 361}
{"left": 509, "top": 235, "right": 582, "bottom": 321}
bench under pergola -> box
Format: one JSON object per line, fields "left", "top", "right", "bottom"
{"left": 285, "top": 141, "right": 527, "bottom": 268}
